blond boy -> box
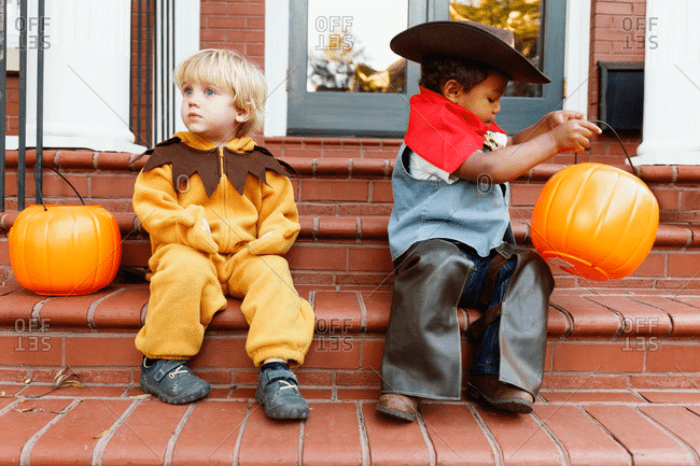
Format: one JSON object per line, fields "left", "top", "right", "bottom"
{"left": 133, "top": 49, "right": 314, "bottom": 420}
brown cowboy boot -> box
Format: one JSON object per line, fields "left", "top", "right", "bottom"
{"left": 468, "top": 375, "right": 535, "bottom": 414}
{"left": 376, "top": 394, "right": 421, "bottom": 421}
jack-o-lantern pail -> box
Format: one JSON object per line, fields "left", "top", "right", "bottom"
{"left": 9, "top": 204, "right": 122, "bottom": 295}
{"left": 531, "top": 163, "right": 658, "bottom": 281}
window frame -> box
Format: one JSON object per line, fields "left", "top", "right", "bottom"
{"left": 284, "top": 0, "right": 567, "bottom": 137}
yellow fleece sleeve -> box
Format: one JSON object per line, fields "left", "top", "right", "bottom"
{"left": 246, "top": 171, "right": 300, "bottom": 256}
{"left": 133, "top": 165, "right": 218, "bottom": 254}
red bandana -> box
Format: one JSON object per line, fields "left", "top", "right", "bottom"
{"left": 404, "top": 86, "right": 506, "bottom": 173}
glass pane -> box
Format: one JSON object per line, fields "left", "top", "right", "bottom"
{"left": 306, "top": 0, "right": 408, "bottom": 93}
{"left": 450, "top": 0, "right": 544, "bottom": 97}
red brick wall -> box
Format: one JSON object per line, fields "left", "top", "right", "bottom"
{"left": 5, "top": 75, "right": 19, "bottom": 136}
{"left": 586, "top": 0, "right": 646, "bottom": 161}
{"left": 200, "top": 0, "right": 265, "bottom": 71}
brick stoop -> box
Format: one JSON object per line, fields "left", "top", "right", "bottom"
{"left": 0, "top": 282, "right": 700, "bottom": 465}
{"left": 0, "top": 143, "right": 699, "bottom": 465}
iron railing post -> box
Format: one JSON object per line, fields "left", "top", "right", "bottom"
{"left": 17, "top": 0, "right": 27, "bottom": 210}
{"left": 0, "top": 0, "right": 7, "bottom": 212}
{"left": 34, "top": 0, "right": 44, "bottom": 205}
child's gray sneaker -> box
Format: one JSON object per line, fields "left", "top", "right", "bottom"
{"left": 140, "top": 358, "right": 210, "bottom": 404}
{"left": 255, "top": 367, "right": 310, "bottom": 420}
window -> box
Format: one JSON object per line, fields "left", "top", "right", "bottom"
{"left": 288, "top": 0, "right": 424, "bottom": 137}
{"left": 287, "top": 0, "right": 565, "bottom": 137}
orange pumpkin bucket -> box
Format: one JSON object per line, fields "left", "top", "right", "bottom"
{"left": 531, "top": 162, "right": 659, "bottom": 281}
{"left": 8, "top": 168, "right": 122, "bottom": 296}
{"left": 9, "top": 204, "right": 122, "bottom": 296}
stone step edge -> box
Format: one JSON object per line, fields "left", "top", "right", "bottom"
{"left": 1, "top": 212, "right": 697, "bottom": 249}
{"left": 1, "top": 282, "right": 698, "bottom": 340}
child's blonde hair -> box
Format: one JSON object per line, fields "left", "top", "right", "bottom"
{"left": 174, "top": 49, "right": 266, "bottom": 137}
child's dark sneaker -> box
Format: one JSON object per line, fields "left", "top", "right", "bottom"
{"left": 140, "top": 357, "right": 210, "bottom": 404}
{"left": 255, "top": 364, "right": 310, "bottom": 420}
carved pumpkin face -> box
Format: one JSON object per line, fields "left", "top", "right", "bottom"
{"left": 531, "top": 163, "right": 659, "bottom": 281}
{"left": 9, "top": 205, "right": 122, "bottom": 295}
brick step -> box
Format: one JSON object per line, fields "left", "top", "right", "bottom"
{"left": 4, "top": 210, "right": 698, "bottom": 248}
{"left": 1, "top": 210, "right": 698, "bottom": 290}
{"left": 4, "top": 393, "right": 700, "bottom": 466}
{"left": 3, "top": 148, "right": 700, "bottom": 222}
{"left": 2, "top": 283, "right": 700, "bottom": 466}
{"left": 1, "top": 281, "right": 699, "bottom": 393}
{"left": 2, "top": 149, "right": 699, "bottom": 288}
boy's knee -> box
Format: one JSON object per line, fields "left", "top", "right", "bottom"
{"left": 150, "top": 243, "right": 217, "bottom": 280}
{"left": 247, "top": 254, "right": 292, "bottom": 279}
{"left": 398, "top": 239, "right": 473, "bottom": 279}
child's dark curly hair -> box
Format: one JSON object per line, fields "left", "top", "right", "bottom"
{"left": 419, "top": 55, "right": 500, "bottom": 94}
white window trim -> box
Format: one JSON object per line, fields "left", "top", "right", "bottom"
{"left": 264, "top": 0, "right": 290, "bottom": 137}
{"left": 563, "top": 0, "right": 591, "bottom": 116}
{"left": 165, "top": 0, "right": 201, "bottom": 137}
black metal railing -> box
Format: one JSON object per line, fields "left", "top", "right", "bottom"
{"left": 0, "top": 0, "right": 45, "bottom": 212}
{"left": 155, "top": 0, "right": 177, "bottom": 144}
{"left": 0, "top": 0, "right": 6, "bottom": 212}
{"left": 131, "top": 0, "right": 176, "bottom": 149}
{"left": 1, "top": 0, "right": 176, "bottom": 212}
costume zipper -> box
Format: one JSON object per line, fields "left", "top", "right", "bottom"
{"left": 218, "top": 146, "right": 228, "bottom": 247}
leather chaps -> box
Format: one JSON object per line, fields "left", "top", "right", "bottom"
{"left": 380, "top": 238, "right": 554, "bottom": 400}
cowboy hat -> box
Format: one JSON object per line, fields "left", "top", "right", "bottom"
{"left": 390, "top": 20, "right": 550, "bottom": 84}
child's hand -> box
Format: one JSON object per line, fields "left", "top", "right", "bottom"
{"left": 247, "top": 231, "right": 287, "bottom": 256}
{"left": 186, "top": 217, "right": 219, "bottom": 254}
{"left": 542, "top": 110, "right": 587, "bottom": 131}
{"left": 513, "top": 110, "right": 594, "bottom": 144}
{"left": 548, "top": 119, "right": 602, "bottom": 153}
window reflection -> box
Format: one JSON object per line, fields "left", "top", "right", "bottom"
{"left": 306, "top": 0, "right": 407, "bottom": 93}
{"left": 450, "top": 0, "right": 544, "bottom": 97}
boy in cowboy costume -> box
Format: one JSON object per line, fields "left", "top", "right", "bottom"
{"left": 133, "top": 49, "right": 315, "bottom": 420}
{"left": 377, "top": 21, "right": 600, "bottom": 420}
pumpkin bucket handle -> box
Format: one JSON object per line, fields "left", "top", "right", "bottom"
{"left": 38, "top": 166, "right": 86, "bottom": 211}
{"left": 582, "top": 119, "right": 637, "bottom": 174}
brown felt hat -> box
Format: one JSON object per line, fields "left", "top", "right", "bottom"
{"left": 390, "top": 20, "right": 550, "bottom": 84}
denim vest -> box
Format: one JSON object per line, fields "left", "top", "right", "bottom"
{"left": 388, "top": 144, "right": 511, "bottom": 260}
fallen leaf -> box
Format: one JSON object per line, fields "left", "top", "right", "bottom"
{"left": 128, "top": 394, "right": 153, "bottom": 400}
{"left": 94, "top": 429, "right": 111, "bottom": 438}
{"left": 53, "top": 368, "right": 83, "bottom": 389}
{"left": 24, "top": 368, "right": 86, "bottom": 399}
{"left": 13, "top": 407, "right": 67, "bottom": 414}
{"left": 24, "top": 378, "right": 31, "bottom": 384}
{"left": 59, "top": 380, "right": 84, "bottom": 389}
